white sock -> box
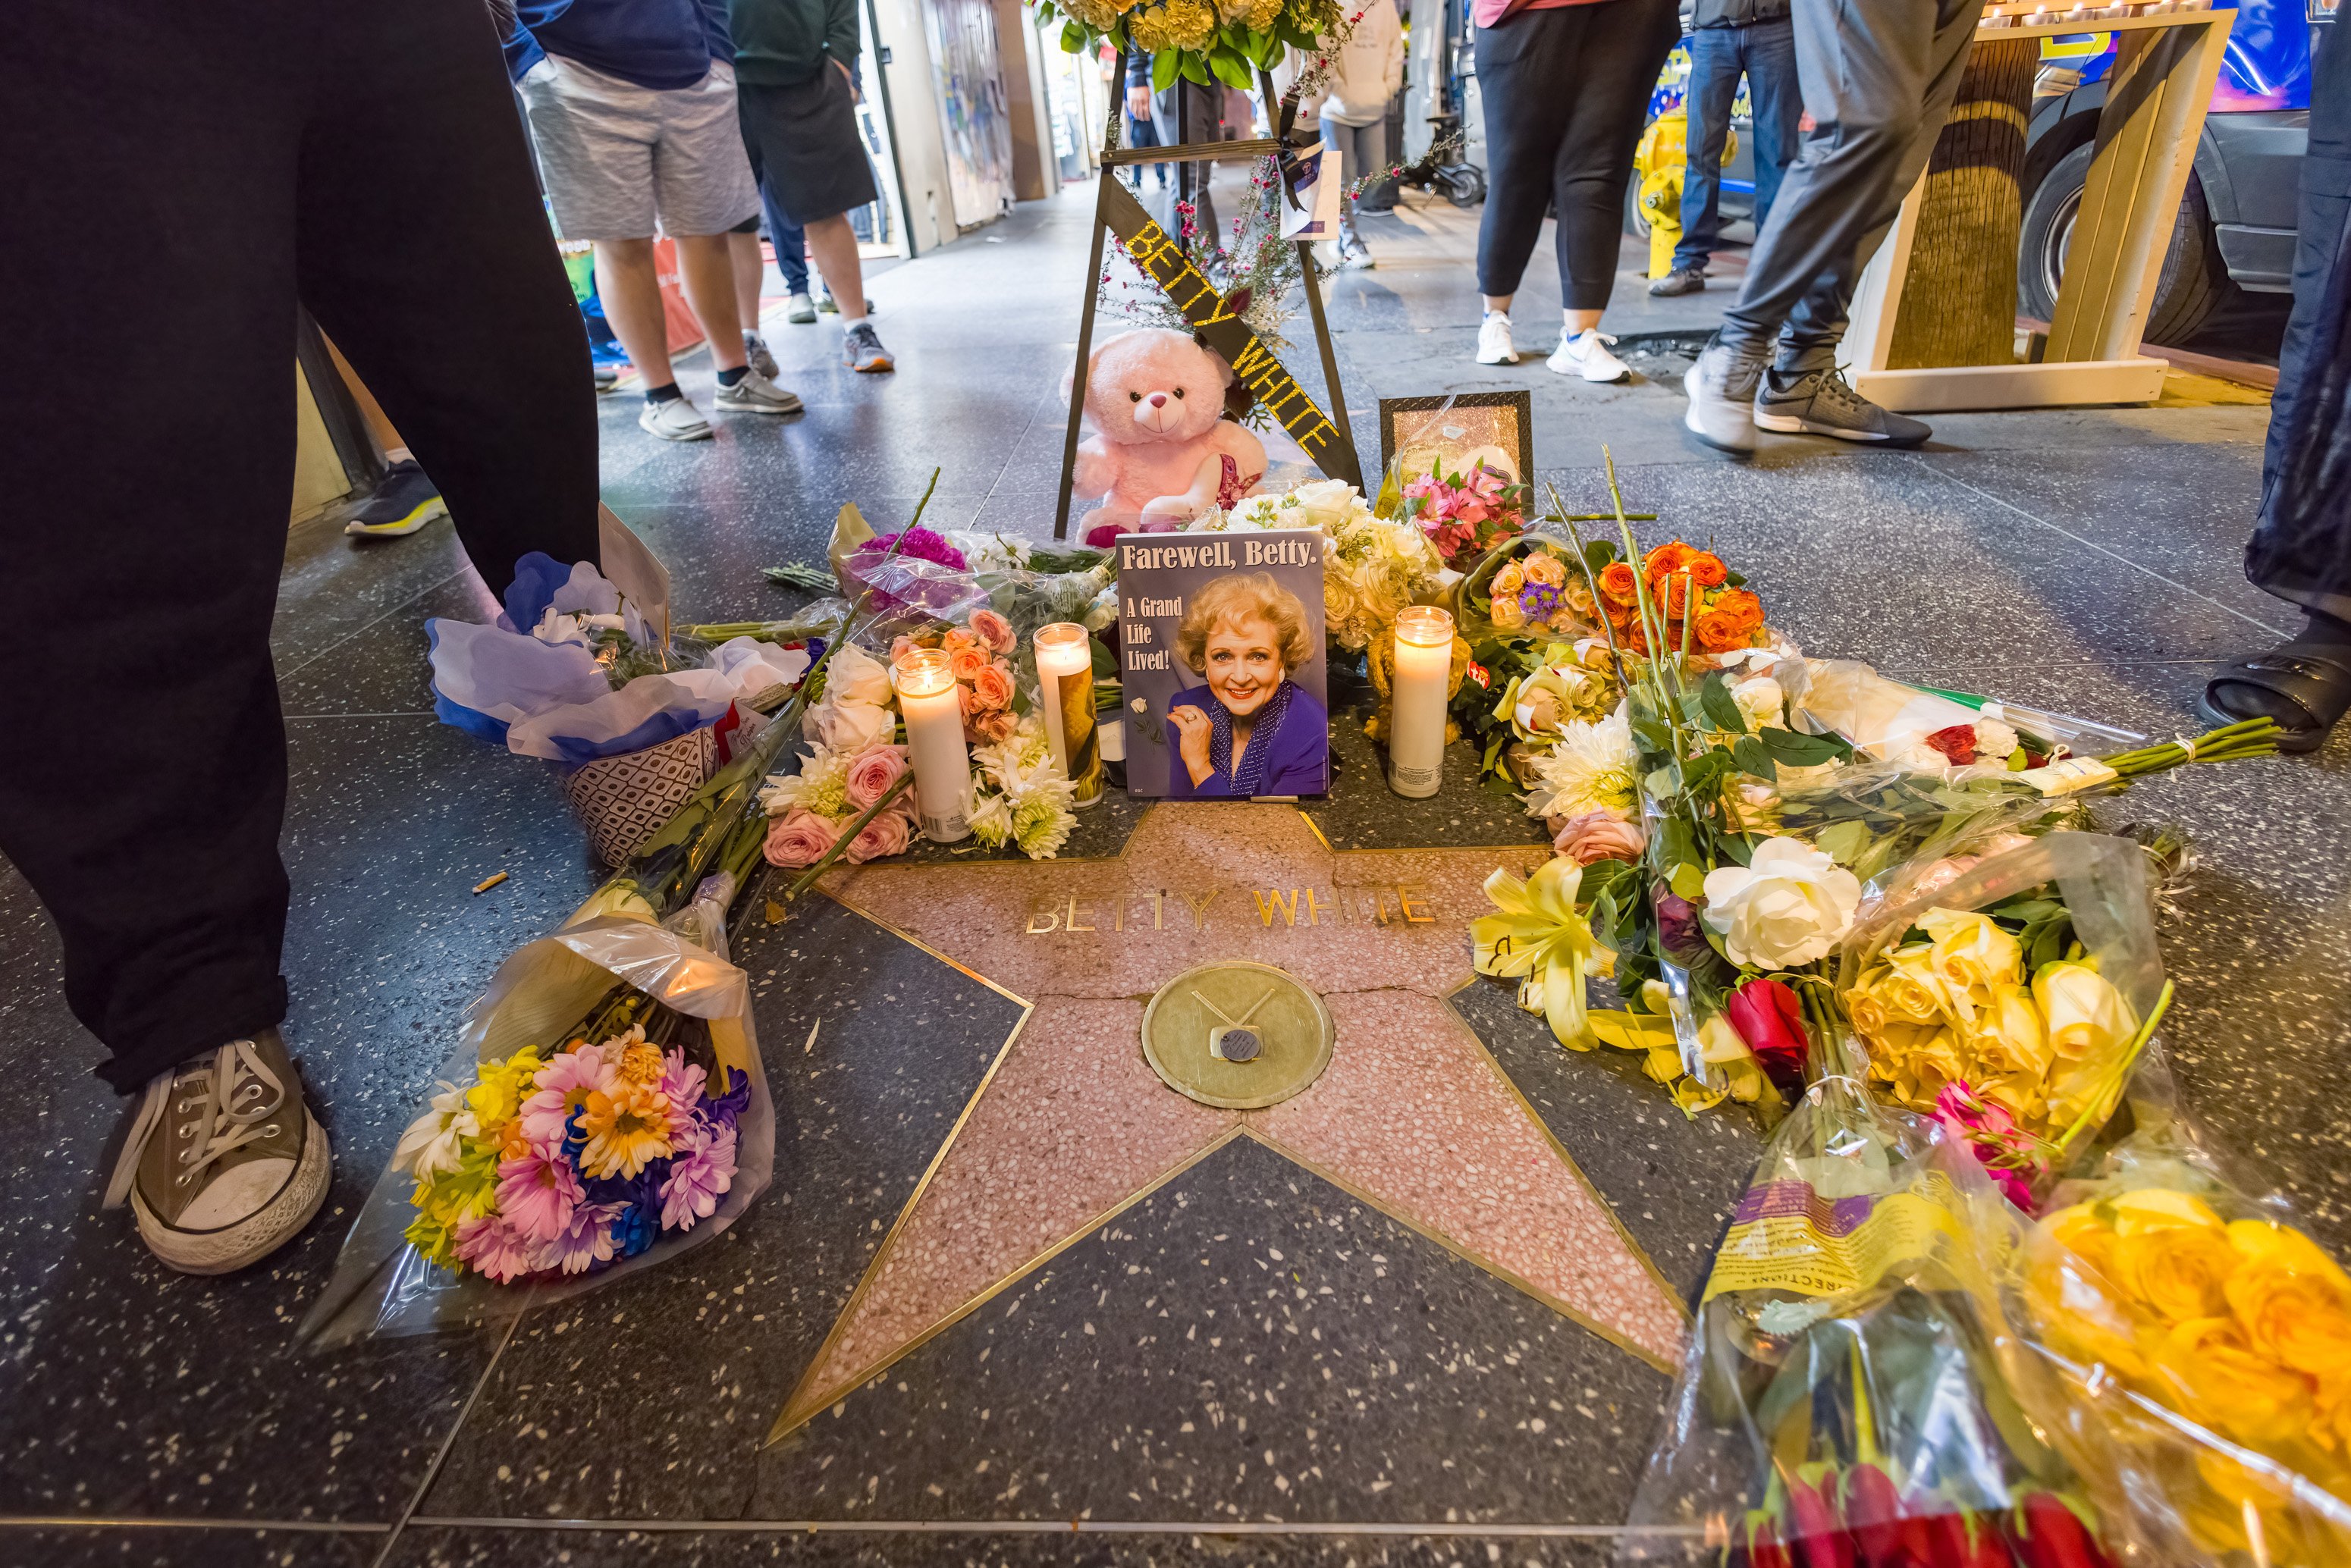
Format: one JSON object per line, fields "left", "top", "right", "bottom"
{"left": 841, "top": 314, "right": 868, "bottom": 331}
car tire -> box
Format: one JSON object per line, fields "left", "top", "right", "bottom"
{"left": 1624, "top": 179, "right": 1650, "bottom": 240}
{"left": 2019, "top": 140, "right": 2236, "bottom": 346}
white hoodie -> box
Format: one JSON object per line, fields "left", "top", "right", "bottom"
{"left": 1287, "top": 0, "right": 1405, "bottom": 129}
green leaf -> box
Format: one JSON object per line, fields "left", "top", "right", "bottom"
{"left": 1700, "top": 673, "right": 1747, "bottom": 735}
{"left": 1813, "top": 818, "right": 1873, "bottom": 867}
{"left": 1059, "top": 19, "right": 1086, "bottom": 51}
{"left": 1152, "top": 48, "right": 1180, "bottom": 90}
{"left": 1207, "top": 45, "right": 1254, "bottom": 89}
{"left": 1759, "top": 728, "right": 1850, "bottom": 767}
{"left": 1716, "top": 832, "right": 1754, "bottom": 867}
{"left": 1669, "top": 862, "right": 1706, "bottom": 902}
{"left": 1582, "top": 539, "right": 1619, "bottom": 572}
{"left": 1630, "top": 715, "right": 1672, "bottom": 757}
{"left": 1179, "top": 52, "right": 1211, "bottom": 86}
{"left": 1731, "top": 735, "right": 1778, "bottom": 782}
{"left": 1661, "top": 817, "right": 1699, "bottom": 872}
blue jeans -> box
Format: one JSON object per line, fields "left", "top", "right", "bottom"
{"left": 1672, "top": 19, "right": 1800, "bottom": 273}
{"left": 760, "top": 182, "right": 808, "bottom": 295}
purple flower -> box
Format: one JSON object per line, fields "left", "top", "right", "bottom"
{"left": 659, "top": 1121, "right": 739, "bottom": 1232}
{"left": 542, "top": 1200, "right": 626, "bottom": 1275}
{"left": 660, "top": 1049, "right": 708, "bottom": 1115}
{"left": 702, "top": 1067, "right": 752, "bottom": 1132}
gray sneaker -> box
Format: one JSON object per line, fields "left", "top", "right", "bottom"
{"left": 1684, "top": 337, "right": 1765, "bottom": 454}
{"left": 843, "top": 323, "right": 895, "bottom": 374}
{"left": 1755, "top": 366, "right": 1932, "bottom": 447}
{"left": 742, "top": 331, "right": 780, "bottom": 381}
{"left": 1648, "top": 266, "right": 1706, "bottom": 297}
{"left": 713, "top": 369, "right": 805, "bottom": 414}
{"left": 103, "top": 1031, "right": 331, "bottom": 1275}
{"left": 639, "top": 394, "right": 714, "bottom": 441}
{"left": 784, "top": 292, "right": 817, "bottom": 325}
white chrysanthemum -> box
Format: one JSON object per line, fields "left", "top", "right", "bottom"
{"left": 760, "top": 742, "right": 852, "bottom": 818}
{"left": 1522, "top": 710, "right": 1639, "bottom": 821}
{"left": 1973, "top": 717, "right": 2020, "bottom": 761}
{"left": 393, "top": 1082, "right": 478, "bottom": 1181}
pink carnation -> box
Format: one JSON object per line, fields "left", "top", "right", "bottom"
{"left": 1935, "top": 1081, "right": 2042, "bottom": 1210}
{"left": 967, "top": 608, "right": 1016, "bottom": 654}
{"left": 843, "top": 808, "right": 912, "bottom": 864}
{"left": 1552, "top": 811, "right": 1645, "bottom": 866}
{"left": 843, "top": 743, "right": 910, "bottom": 810}
{"left": 764, "top": 808, "right": 843, "bottom": 870}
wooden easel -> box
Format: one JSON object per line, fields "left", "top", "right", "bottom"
{"left": 1841, "top": 3, "right": 2236, "bottom": 411}
{"left": 1051, "top": 58, "right": 1365, "bottom": 541}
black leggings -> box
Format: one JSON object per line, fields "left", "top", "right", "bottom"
{"left": 3, "top": 0, "right": 601, "bottom": 1091}
{"left": 1474, "top": 0, "right": 1681, "bottom": 309}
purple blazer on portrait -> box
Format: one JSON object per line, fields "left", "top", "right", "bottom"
{"left": 1164, "top": 680, "right": 1329, "bottom": 798}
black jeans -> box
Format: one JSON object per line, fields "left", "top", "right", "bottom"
{"left": 1716, "top": 0, "right": 1982, "bottom": 370}
{"left": 2, "top": 0, "right": 601, "bottom": 1093}
{"left": 1474, "top": 0, "right": 1680, "bottom": 309}
{"left": 2248, "top": 18, "right": 2351, "bottom": 622}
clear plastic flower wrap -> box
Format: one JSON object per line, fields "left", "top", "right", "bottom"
{"left": 1367, "top": 394, "right": 1530, "bottom": 571}
{"left": 296, "top": 880, "right": 771, "bottom": 1350}
{"left": 1778, "top": 658, "right": 2145, "bottom": 770}
{"left": 1623, "top": 1075, "right": 2121, "bottom": 1566}
{"left": 1992, "top": 1124, "right": 2351, "bottom": 1566}
{"left": 1829, "top": 833, "right": 2170, "bottom": 1212}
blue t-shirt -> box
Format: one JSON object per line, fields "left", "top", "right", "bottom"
{"left": 507, "top": 0, "right": 734, "bottom": 89}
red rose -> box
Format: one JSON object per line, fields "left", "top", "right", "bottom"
{"left": 1725, "top": 977, "right": 1810, "bottom": 1096}
{"left": 1923, "top": 724, "right": 1978, "bottom": 765}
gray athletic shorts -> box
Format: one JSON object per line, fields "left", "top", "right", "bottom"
{"left": 519, "top": 56, "right": 761, "bottom": 241}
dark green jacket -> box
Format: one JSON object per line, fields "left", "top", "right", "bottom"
{"left": 727, "top": 0, "right": 858, "bottom": 86}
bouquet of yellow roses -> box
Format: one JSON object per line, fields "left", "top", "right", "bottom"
{"left": 1833, "top": 832, "right": 2171, "bottom": 1212}
{"left": 1999, "top": 1128, "right": 2351, "bottom": 1566}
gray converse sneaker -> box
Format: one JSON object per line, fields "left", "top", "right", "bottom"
{"left": 1684, "top": 337, "right": 1766, "bottom": 454}
{"left": 742, "top": 331, "right": 780, "bottom": 380}
{"left": 1754, "top": 366, "right": 1932, "bottom": 446}
{"left": 104, "top": 1031, "right": 331, "bottom": 1275}
{"left": 713, "top": 369, "right": 805, "bottom": 414}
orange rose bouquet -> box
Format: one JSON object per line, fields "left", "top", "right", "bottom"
{"left": 2001, "top": 1131, "right": 2351, "bottom": 1566}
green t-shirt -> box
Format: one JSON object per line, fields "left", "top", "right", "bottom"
{"left": 727, "top": 0, "right": 859, "bottom": 87}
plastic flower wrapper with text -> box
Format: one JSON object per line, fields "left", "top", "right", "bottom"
{"left": 1622, "top": 1076, "right": 2118, "bottom": 1567}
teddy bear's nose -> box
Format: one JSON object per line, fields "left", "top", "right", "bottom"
{"left": 1148, "top": 392, "right": 1167, "bottom": 408}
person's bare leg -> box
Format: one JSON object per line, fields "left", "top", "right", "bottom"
{"left": 1565, "top": 308, "right": 1603, "bottom": 333}
{"left": 672, "top": 233, "right": 747, "bottom": 371}
{"left": 804, "top": 214, "right": 865, "bottom": 321}
{"left": 1483, "top": 293, "right": 1514, "bottom": 315}
{"left": 728, "top": 230, "right": 764, "bottom": 337}
{"left": 593, "top": 237, "right": 680, "bottom": 392}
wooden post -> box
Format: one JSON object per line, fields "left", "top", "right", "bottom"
{"left": 1886, "top": 38, "right": 2036, "bottom": 370}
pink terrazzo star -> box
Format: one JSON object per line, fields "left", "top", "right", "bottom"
{"left": 767, "top": 803, "right": 1688, "bottom": 1440}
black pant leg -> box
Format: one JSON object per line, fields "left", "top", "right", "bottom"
{"left": 1551, "top": 0, "right": 1680, "bottom": 309}
{"left": 2248, "top": 20, "right": 2351, "bottom": 618}
{"left": 1, "top": 4, "right": 309, "bottom": 1089}
{"left": 1474, "top": 10, "right": 1582, "bottom": 299}
{"left": 297, "top": 0, "right": 601, "bottom": 597}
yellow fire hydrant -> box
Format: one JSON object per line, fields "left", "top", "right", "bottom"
{"left": 1633, "top": 108, "right": 1734, "bottom": 279}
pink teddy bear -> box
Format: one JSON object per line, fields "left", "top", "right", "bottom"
{"left": 1071, "top": 328, "right": 1266, "bottom": 547}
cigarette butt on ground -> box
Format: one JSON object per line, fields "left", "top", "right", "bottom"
{"left": 472, "top": 871, "right": 510, "bottom": 895}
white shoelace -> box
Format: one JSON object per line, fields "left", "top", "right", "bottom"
{"left": 103, "top": 1040, "right": 288, "bottom": 1210}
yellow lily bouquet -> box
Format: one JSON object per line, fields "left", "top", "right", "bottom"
{"left": 2007, "top": 1149, "right": 2351, "bottom": 1566}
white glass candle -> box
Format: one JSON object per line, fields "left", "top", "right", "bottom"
{"left": 1387, "top": 605, "right": 1453, "bottom": 799}
{"left": 893, "top": 649, "right": 971, "bottom": 842}
{"left": 1031, "top": 622, "right": 1106, "bottom": 807}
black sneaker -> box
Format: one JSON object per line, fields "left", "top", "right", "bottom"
{"left": 342, "top": 459, "right": 448, "bottom": 538}
{"left": 843, "top": 322, "right": 895, "bottom": 373}
{"left": 1648, "top": 267, "right": 1706, "bottom": 297}
{"left": 102, "top": 1031, "right": 332, "bottom": 1275}
{"left": 1754, "top": 367, "right": 1932, "bottom": 446}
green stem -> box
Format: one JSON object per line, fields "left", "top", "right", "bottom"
{"left": 906, "top": 467, "right": 943, "bottom": 534}
{"left": 2053, "top": 979, "right": 2174, "bottom": 1153}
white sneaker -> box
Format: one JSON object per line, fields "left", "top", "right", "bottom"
{"left": 713, "top": 369, "right": 804, "bottom": 415}
{"left": 785, "top": 293, "right": 817, "bottom": 325}
{"left": 1475, "top": 313, "right": 1519, "bottom": 365}
{"left": 639, "top": 395, "right": 713, "bottom": 441}
{"left": 1549, "top": 328, "right": 1630, "bottom": 383}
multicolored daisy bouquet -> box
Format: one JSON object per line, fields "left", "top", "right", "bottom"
{"left": 393, "top": 1017, "right": 750, "bottom": 1284}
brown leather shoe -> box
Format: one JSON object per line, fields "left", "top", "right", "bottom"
{"left": 103, "top": 1030, "right": 331, "bottom": 1275}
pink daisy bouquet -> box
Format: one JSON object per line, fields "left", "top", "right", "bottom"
{"left": 393, "top": 1014, "right": 751, "bottom": 1285}
{"left": 1396, "top": 459, "right": 1527, "bottom": 570}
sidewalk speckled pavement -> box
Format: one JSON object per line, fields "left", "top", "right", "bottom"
{"left": 3, "top": 177, "right": 2333, "bottom": 1568}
